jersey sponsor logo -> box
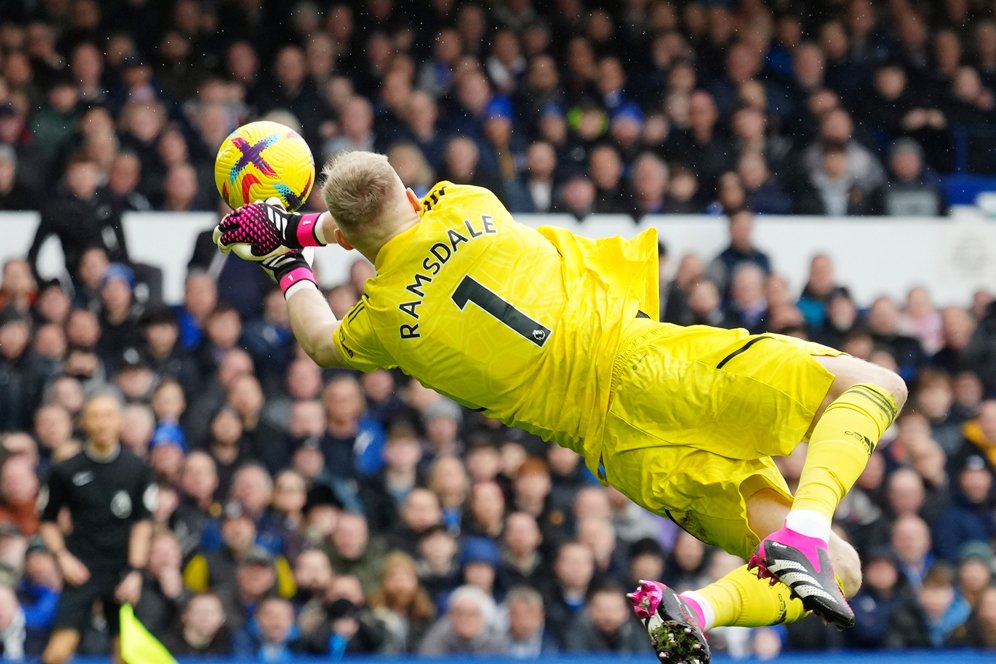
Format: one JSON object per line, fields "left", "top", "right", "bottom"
{"left": 72, "top": 471, "right": 95, "bottom": 487}
{"left": 399, "top": 215, "right": 498, "bottom": 340}
{"left": 111, "top": 490, "right": 133, "bottom": 519}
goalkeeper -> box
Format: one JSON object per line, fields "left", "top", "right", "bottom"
{"left": 215, "top": 152, "right": 906, "bottom": 663}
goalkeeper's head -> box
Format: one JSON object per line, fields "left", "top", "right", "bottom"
{"left": 319, "top": 151, "right": 421, "bottom": 261}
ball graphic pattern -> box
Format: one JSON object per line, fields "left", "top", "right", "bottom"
{"left": 214, "top": 121, "right": 315, "bottom": 211}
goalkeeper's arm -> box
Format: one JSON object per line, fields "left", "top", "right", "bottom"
{"left": 284, "top": 281, "right": 347, "bottom": 368}
{"left": 281, "top": 212, "right": 349, "bottom": 369}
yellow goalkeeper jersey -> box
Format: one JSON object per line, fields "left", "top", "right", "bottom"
{"left": 334, "top": 181, "right": 658, "bottom": 468}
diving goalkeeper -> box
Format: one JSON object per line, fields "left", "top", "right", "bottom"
{"left": 214, "top": 151, "right": 906, "bottom": 663}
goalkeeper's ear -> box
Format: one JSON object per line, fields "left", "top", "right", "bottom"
{"left": 334, "top": 228, "right": 354, "bottom": 251}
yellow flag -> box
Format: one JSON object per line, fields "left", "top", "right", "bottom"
{"left": 119, "top": 603, "right": 177, "bottom": 664}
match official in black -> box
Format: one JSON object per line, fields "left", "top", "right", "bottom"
{"left": 39, "top": 391, "right": 155, "bottom": 664}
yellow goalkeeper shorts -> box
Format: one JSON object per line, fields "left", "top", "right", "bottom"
{"left": 598, "top": 324, "right": 841, "bottom": 558}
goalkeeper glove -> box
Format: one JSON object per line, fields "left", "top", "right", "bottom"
{"left": 260, "top": 249, "right": 317, "bottom": 296}
{"left": 216, "top": 201, "right": 325, "bottom": 258}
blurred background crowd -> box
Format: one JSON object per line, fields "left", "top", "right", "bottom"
{"left": 0, "top": 0, "right": 995, "bottom": 660}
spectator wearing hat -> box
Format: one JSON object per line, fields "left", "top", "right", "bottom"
{"left": 97, "top": 263, "right": 142, "bottom": 362}
{"left": 933, "top": 454, "right": 995, "bottom": 563}
{"left": 482, "top": 95, "right": 527, "bottom": 189}
{"left": 457, "top": 536, "right": 504, "bottom": 602}
{"left": 148, "top": 422, "right": 187, "bottom": 485}
{"left": 626, "top": 538, "right": 666, "bottom": 591}
{"left": 300, "top": 484, "right": 344, "bottom": 549}
{"left": 28, "top": 154, "right": 129, "bottom": 287}
{"left": 416, "top": 523, "right": 461, "bottom": 604}
{"left": 161, "top": 592, "right": 232, "bottom": 656}
{"left": 368, "top": 550, "right": 436, "bottom": 653}
{"left": 112, "top": 347, "right": 157, "bottom": 405}
{"left": 231, "top": 545, "right": 296, "bottom": 632}
{"left": 566, "top": 581, "right": 653, "bottom": 654}
{"left": 418, "top": 584, "right": 504, "bottom": 655}
{"left": 956, "top": 541, "right": 994, "bottom": 610}
{"left": 0, "top": 145, "right": 34, "bottom": 211}
{"left": 28, "top": 74, "right": 81, "bottom": 164}
{"left": 17, "top": 540, "right": 59, "bottom": 656}
{"left": 183, "top": 502, "right": 276, "bottom": 627}
{"left": 420, "top": 398, "right": 464, "bottom": 468}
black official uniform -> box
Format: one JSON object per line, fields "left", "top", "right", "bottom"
{"left": 40, "top": 448, "right": 154, "bottom": 635}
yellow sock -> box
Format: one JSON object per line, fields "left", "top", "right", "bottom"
{"left": 792, "top": 383, "right": 899, "bottom": 520}
{"left": 689, "top": 564, "right": 808, "bottom": 628}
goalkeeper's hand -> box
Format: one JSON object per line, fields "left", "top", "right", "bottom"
{"left": 214, "top": 199, "right": 325, "bottom": 260}
{"left": 259, "top": 248, "right": 317, "bottom": 296}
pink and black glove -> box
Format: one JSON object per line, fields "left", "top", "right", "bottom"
{"left": 259, "top": 249, "right": 316, "bottom": 296}
{"left": 216, "top": 201, "right": 325, "bottom": 258}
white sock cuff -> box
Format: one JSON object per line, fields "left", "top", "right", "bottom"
{"left": 681, "top": 590, "right": 714, "bottom": 631}
{"left": 785, "top": 509, "right": 832, "bottom": 542}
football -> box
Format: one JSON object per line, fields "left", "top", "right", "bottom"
{"left": 214, "top": 120, "right": 315, "bottom": 211}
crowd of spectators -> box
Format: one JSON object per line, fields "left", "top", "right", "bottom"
{"left": 2, "top": 0, "right": 996, "bottom": 226}
{"left": 0, "top": 0, "right": 996, "bottom": 661}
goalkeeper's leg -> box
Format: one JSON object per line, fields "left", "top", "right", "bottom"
{"left": 679, "top": 489, "right": 860, "bottom": 631}
{"left": 750, "top": 356, "right": 904, "bottom": 627}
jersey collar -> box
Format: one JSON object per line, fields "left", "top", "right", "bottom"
{"left": 373, "top": 222, "right": 421, "bottom": 272}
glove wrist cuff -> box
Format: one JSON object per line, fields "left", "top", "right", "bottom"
{"left": 278, "top": 266, "right": 316, "bottom": 295}
{"left": 295, "top": 213, "right": 325, "bottom": 247}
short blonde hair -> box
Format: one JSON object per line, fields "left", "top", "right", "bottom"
{"left": 320, "top": 151, "right": 397, "bottom": 235}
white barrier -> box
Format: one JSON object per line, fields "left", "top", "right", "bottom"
{"left": 2, "top": 211, "right": 994, "bottom": 306}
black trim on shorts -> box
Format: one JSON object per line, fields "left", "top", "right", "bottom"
{"left": 716, "top": 335, "right": 772, "bottom": 370}
{"left": 636, "top": 310, "right": 650, "bottom": 319}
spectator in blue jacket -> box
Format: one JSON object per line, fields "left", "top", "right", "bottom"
{"left": 233, "top": 595, "right": 303, "bottom": 661}
{"left": 932, "top": 454, "right": 995, "bottom": 563}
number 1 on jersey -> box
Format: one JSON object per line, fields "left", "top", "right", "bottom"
{"left": 451, "top": 276, "right": 551, "bottom": 347}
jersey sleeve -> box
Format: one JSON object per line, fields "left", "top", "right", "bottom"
{"left": 334, "top": 297, "right": 394, "bottom": 372}
{"left": 39, "top": 466, "right": 67, "bottom": 524}
{"left": 132, "top": 463, "right": 155, "bottom": 522}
